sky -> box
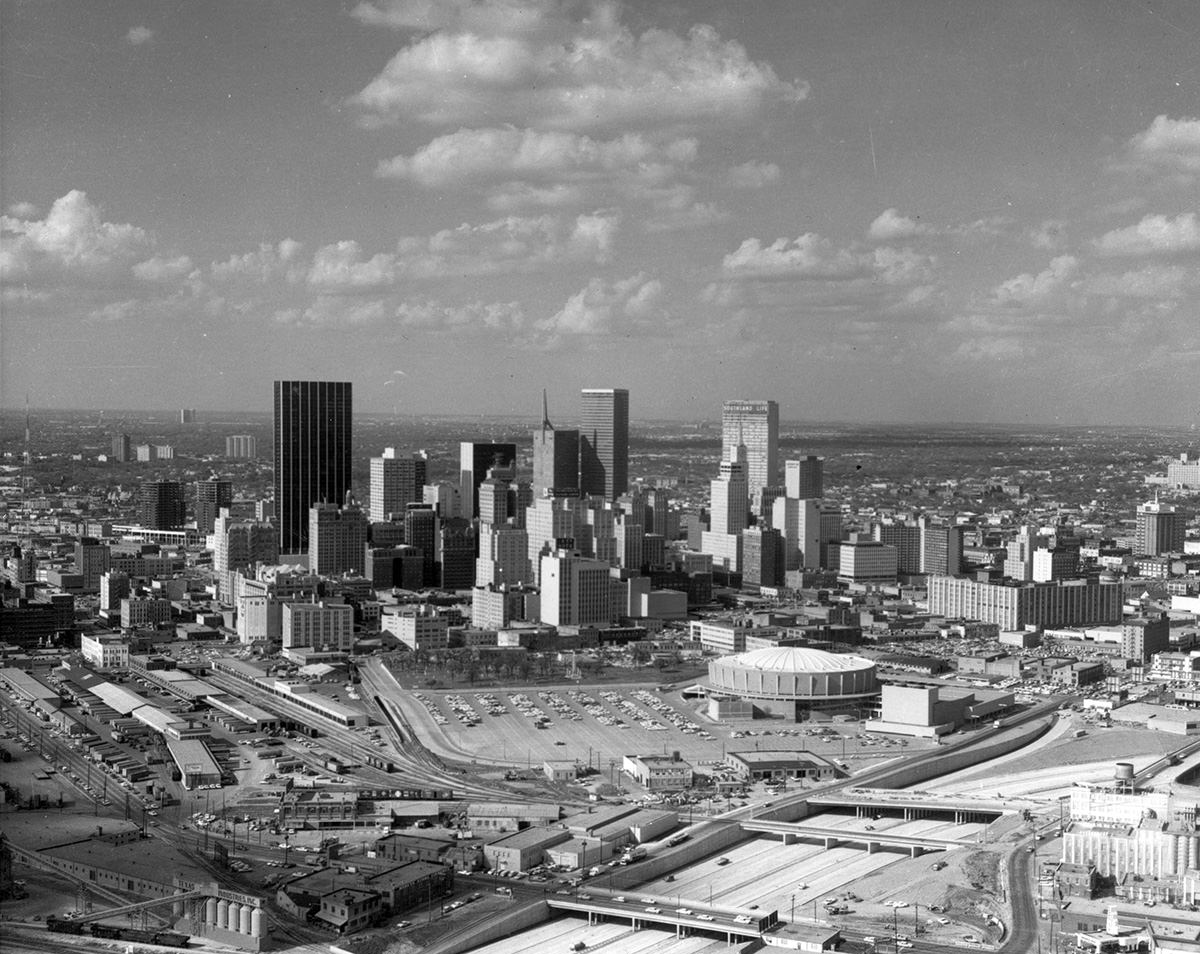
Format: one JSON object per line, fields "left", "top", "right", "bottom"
{"left": 1, "top": 0, "right": 1198, "bottom": 426}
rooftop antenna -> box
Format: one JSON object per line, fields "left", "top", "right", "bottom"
{"left": 541, "top": 389, "right": 554, "bottom": 434}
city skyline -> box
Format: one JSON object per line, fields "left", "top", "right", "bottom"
{"left": 2, "top": 1, "right": 1198, "bottom": 425}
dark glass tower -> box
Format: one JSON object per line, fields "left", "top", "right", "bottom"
{"left": 579, "top": 388, "right": 629, "bottom": 500}
{"left": 139, "top": 481, "right": 186, "bottom": 530}
{"left": 273, "top": 380, "right": 352, "bottom": 554}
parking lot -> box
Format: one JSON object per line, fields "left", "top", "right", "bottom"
{"left": 390, "top": 680, "right": 927, "bottom": 778}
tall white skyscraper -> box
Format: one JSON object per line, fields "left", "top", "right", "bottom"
{"left": 369, "top": 448, "right": 427, "bottom": 523}
{"left": 722, "top": 399, "right": 779, "bottom": 499}
{"left": 525, "top": 496, "right": 581, "bottom": 584}
{"left": 701, "top": 442, "right": 749, "bottom": 572}
{"left": 709, "top": 443, "right": 749, "bottom": 536}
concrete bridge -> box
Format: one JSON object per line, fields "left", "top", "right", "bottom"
{"left": 741, "top": 818, "right": 978, "bottom": 857}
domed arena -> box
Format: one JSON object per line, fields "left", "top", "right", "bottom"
{"left": 707, "top": 646, "right": 879, "bottom": 719}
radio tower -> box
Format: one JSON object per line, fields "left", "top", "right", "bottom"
{"left": 21, "top": 395, "right": 31, "bottom": 501}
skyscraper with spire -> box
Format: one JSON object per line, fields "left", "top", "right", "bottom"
{"left": 532, "top": 390, "right": 580, "bottom": 498}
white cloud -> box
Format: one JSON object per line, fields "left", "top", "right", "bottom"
{"left": 536, "top": 272, "right": 667, "bottom": 341}
{"left": 307, "top": 241, "right": 398, "bottom": 291}
{"left": 867, "top": 208, "right": 934, "bottom": 242}
{"left": 722, "top": 234, "right": 864, "bottom": 280}
{"left": 406, "top": 212, "right": 618, "bottom": 274}
{"left": 989, "top": 255, "right": 1078, "bottom": 306}
{"left": 126, "top": 26, "right": 154, "bottom": 46}
{"left": 211, "top": 240, "right": 304, "bottom": 284}
{"left": 872, "top": 246, "right": 935, "bottom": 286}
{"left": 282, "top": 293, "right": 525, "bottom": 330}
{"left": 303, "top": 212, "right": 619, "bottom": 289}
{"left": 0, "top": 190, "right": 151, "bottom": 281}
{"left": 133, "top": 255, "right": 194, "bottom": 283}
{"left": 727, "top": 161, "right": 780, "bottom": 189}
{"left": 1127, "top": 115, "right": 1200, "bottom": 177}
{"left": 349, "top": 1, "right": 806, "bottom": 130}
{"left": 6, "top": 201, "right": 38, "bottom": 218}
{"left": 722, "top": 232, "right": 934, "bottom": 285}
{"left": 377, "top": 126, "right": 695, "bottom": 187}
{"left": 1094, "top": 212, "right": 1200, "bottom": 256}
{"left": 350, "top": 0, "right": 556, "bottom": 35}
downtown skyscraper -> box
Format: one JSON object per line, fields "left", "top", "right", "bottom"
{"left": 273, "top": 380, "right": 352, "bottom": 554}
{"left": 722, "top": 399, "right": 779, "bottom": 500}
{"left": 532, "top": 390, "right": 579, "bottom": 499}
{"left": 579, "top": 388, "right": 629, "bottom": 501}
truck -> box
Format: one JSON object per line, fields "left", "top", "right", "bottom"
{"left": 622, "top": 846, "right": 647, "bottom": 863}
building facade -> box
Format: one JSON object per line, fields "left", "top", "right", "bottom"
{"left": 273, "top": 380, "right": 353, "bottom": 554}
{"left": 369, "top": 448, "right": 427, "bottom": 523}
{"left": 579, "top": 388, "right": 629, "bottom": 501}
{"left": 721, "top": 399, "right": 779, "bottom": 501}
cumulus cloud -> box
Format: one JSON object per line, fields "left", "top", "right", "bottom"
{"left": 304, "top": 211, "right": 619, "bottom": 290}
{"left": 6, "top": 201, "right": 38, "bottom": 218}
{"left": 133, "top": 255, "right": 195, "bottom": 283}
{"left": 349, "top": 0, "right": 807, "bottom": 130}
{"left": 281, "top": 293, "right": 525, "bottom": 330}
{"left": 722, "top": 232, "right": 934, "bottom": 285}
{"left": 727, "top": 161, "right": 780, "bottom": 189}
{"left": 867, "top": 208, "right": 934, "bottom": 242}
{"left": 722, "top": 234, "right": 864, "bottom": 280}
{"left": 351, "top": 0, "right": 556, "bottom": 34}
{"left": 211, "top": 240, "right": 304, "bottom": 284}
{"left": 377, "top": 126, "right": 695, "bottom": 187}
{"left": 1126, "top": 115, "right": 1200, "bottom": 177}
{"left": 1094, "top": 212, "right": 1200, "bottom": 256}
{"left": 126, "top": 26, "right": 154, "bottom": 45}
{"left": 536, "top": 272, "right": 668, "bottom": 342}
{"left": 989, "top": 255, "right": 1078, "bottom": 306}
{"left": 308, "top": 241, "right": 398, "bottom": 291}
{"left": 0, "top": 190, "right": 151, "bottom": 281}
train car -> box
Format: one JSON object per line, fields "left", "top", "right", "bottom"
{"left": 151, "top": 930, "right": 191, "bottom": 947}
{"left": 45, "top": 915, "right": 85, "bottom": 935}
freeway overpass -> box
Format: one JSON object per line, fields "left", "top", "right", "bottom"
{"left": 544, "top": 891, "right": 841, "bottom": 949}
{"left": 741, "top": 818, "right": 977, "bottom": 856}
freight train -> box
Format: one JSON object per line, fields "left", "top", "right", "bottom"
{"left": 46, "top": 915, "right": 190, "bottom": 947}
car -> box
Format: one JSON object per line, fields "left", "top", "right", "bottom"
{"left": 640, "top": 897, "right": 655, "bottom": 904}
{"left": 613, "top": 896, "right": 626, "bottom": 903}
{"left": 733, "top": 915, "right": 752, "bottom": 924}
{"left": 676, "top": 907, "right": 693, "bottom": 915}
{"left": 645, "top": 906, "right": 661, "bottom": 914}
{"left": 696, "top": 914, "right": 714, "bottom": 921}
{"left": 938, "top": 917, "right": 950, "bottom": 925}
{"left": 716, "top": 857, "right": 730, "bottom": 866}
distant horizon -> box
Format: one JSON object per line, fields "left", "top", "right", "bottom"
{"left": 1, "top": 403, "right": 1197, "bottom": 435}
